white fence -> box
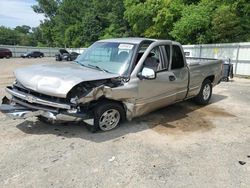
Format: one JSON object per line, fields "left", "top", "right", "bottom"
{"left": 1, "top": 42, "right": 250, "bottom": 75}
{"left": 183, "top": 42, "right": 250, "bottom": 76}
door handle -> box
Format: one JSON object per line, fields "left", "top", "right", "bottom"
{"left": 169, "top": 75, "right": 176, "bottom": 81}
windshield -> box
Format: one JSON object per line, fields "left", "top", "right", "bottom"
{"left": 76, "top": 42, "right": 135, "bottom": 75}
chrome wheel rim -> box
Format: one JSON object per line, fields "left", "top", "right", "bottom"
{"left": 203, "top": 84, "right": 211, "bottom": 100}
{"left": 99, "top": 109, "right": 120, "bottom": 131}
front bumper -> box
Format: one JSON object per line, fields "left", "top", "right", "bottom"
{"left": 0, "top": 103, "right": 41, "bottom": 119}
{"left": 0, "top": 87, "right": 91, "bottom": 122}
{"left": 0, "top": 84, "right": 94, "bottom": 123}
{"left": 0, "top": 101, "right": 90, "bottom": 122}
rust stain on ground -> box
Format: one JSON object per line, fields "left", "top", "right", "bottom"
{"left": 138, "top": 101, "right": 234, "bottom": 135}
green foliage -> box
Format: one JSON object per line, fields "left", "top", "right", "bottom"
{"left": 124, "top": 0, "right": 185, "bottom": 39}
{"left": 0, "top": 25, "right": 45, "bottom": 46}
{"left": 211, "top": 5, "right": 243, "bottom": 43}
{"left": 170, "top": 2, "right": 214, "bottom": 44}
{"left": 169, "top": 0, "right": 249, "bottom": 44}
{"left": 15, "top": 25, "right": 31, "bottom": 34}
{"left": 32, "top": 0, "right": 60, "bottom": 18}
{"left": 31, "top": 0, "right": 132, "bottom": 47}
{"left": 0, "top": 26, "right": 20, "bottom": 45}
{"left": 1, "top": 0, "right": 249, "bottom": 47}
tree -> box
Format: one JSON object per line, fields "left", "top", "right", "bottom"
{"left": 15, "top": 25, "right": 31, "bottom": 34}
{"left": 211, "top": 5, "right": 243, "bottom": 43}
{"left": 32, "top": 0, "right": 60, "bottom": 18}
{"left": 2, "top": 0, "right": 247, "bottom": 47}
{"left": 0, "top": 26, "right": 20, "bottom": 45}
{"left": 124, "top": 0, "right": 187, "bottom": 39}
{"left": 170, "top": 1, "right": 217, "bottom": 44}
{"left": 32, "top": 0, "right": 132, "bottom": 47}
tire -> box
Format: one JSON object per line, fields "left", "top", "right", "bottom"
{"left": 222, "top": 77, "right": 229, "bottom": 82}
{"left": 87, "top": 101, "right": 126, "bottom": 133}
{"left": 194, "top": 79, "right": 212, "bottom": 105}
{"left": 37, "top": 116, "right": 51, "bottom": 124}
{"left": 56, "top": 57, "right": 61, "bottom": 61}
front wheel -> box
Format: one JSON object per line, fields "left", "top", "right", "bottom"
{"left": 88, "top": 102, "right": 126, "bottom": 132}
{"left": 194, "top": 79, "right": 212, "bottom": 105}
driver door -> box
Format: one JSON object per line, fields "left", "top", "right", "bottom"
{"left": 133, "top": 41, "right": 178, "bottom": 116}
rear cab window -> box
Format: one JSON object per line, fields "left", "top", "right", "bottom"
{"left": 171, "top": 45, "right": 185, "bottom": 70}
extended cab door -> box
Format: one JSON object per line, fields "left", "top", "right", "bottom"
{"left": 167, "top": 44, "right": 189, "bottom": 101}
{"left": 131, "top": 41, "right": 179, "bottom": 116}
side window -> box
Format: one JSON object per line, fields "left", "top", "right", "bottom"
{"left": 164, "top": 45, "right": 170, "bottom": 69}
{"left": 135, "top": 43, "right": 152, "bottom": 65}
{"left": 171, "top": 45, "right": 184, "bottom": 69}
{"left": 143, "top": 47, "right": 163, "bottom": 72}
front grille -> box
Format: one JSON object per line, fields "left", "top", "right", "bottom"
{"left": 13, "top": 82, "right": 67, "bottom": 103}
{"left": 6, "top": 83, "right": 72, "bottom": 110}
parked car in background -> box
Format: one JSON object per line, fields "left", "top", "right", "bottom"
{"left": 21, "top": 51, "right": 44, "bottom": 58}
{"left": 0, "top": 48, "right": 12, "bottom": 58}
{"left": 55, "top": 49, "right": 80, "bottom": 61}
{"left": 70, "top": 52, "right": 80, "bottom": 60}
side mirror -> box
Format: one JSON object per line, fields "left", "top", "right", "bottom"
{"left": 138, "top": 67, "right": 156, "bottom": 80}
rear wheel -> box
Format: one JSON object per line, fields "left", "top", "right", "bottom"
{"left": 87, "top": 101, "right": 125, "bottom": 133}
{"left": 194, "top": 79, "right": 212, "bottom": 105}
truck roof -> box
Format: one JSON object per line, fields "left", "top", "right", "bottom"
{"left": 98, "top": 37, "right": 157, "bottom": 44}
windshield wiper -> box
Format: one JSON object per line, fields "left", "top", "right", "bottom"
{"left": 75, "top": 61, "right": 112, "bottom": 73}
{"left": 75, "top": 61, "right": 91, "bottom": 68}
{"left": 87, "top": 64, "right": 111, "bottom": 73}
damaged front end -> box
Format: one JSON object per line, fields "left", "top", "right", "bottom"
{"left": 0, "top": 82, "right": 90, "bottom": 123}
{"left": 0, "top": 77, "right": 134, "bottom": 124}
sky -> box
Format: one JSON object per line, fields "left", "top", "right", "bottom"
{"left": 0, "top": 0, "right": 44, "bottom": 28}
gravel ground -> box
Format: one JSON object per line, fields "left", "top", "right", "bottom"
{"left": 0, "top": 58, "right": 250, "bottom": 188}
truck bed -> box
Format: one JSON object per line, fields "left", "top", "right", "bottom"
{"left": 186, "top": 57, "right": 220, "bottom": 66}
{"left": 185, "top": 57, "right": 223, "bottom": 98}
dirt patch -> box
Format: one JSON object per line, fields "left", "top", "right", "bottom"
{"left": 139, "top": 101, "right": 234, "bottom": 135}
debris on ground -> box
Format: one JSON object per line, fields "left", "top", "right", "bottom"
{"left": 108, "top": 156, "right": 116, "bottom": 162}
{"left": 239, "top": 161, "right": 246, "bottom": 165}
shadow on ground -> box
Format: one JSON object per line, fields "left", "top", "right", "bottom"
{"left": 16, "top": 94, "right": 232, "bottom": 142}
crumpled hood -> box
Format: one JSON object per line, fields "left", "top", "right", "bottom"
{"left": 14, "top": 62, "right": 118, "bottom": 98}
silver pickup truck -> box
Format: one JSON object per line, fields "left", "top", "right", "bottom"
{"left": 0, "top": 38, "right": 223, "bottom": 132}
